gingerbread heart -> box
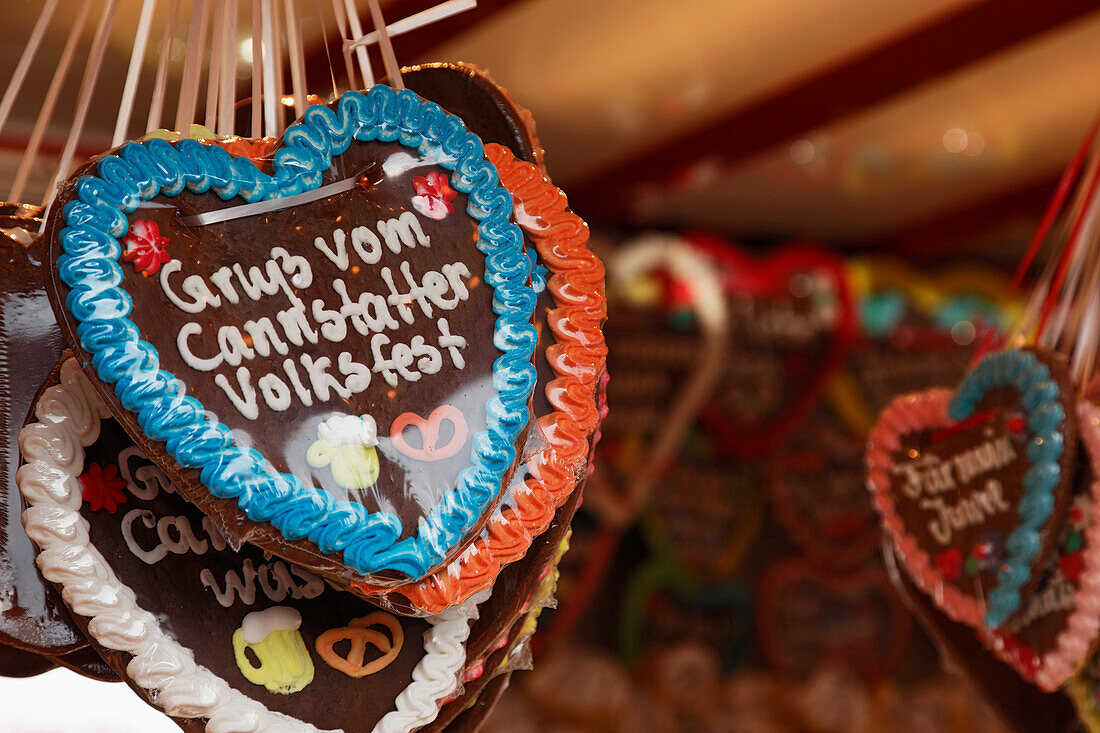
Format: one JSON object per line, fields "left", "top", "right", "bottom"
{"left": 768, "top": 405, "right": 878, "bottom": 567}
{"left": 42, "top": 85, "right": 538, "bottom": 585}
{"left": 756, "top": 556, "right": 911, "bottom": 681}
{"left": 686, "top": 234, "right": 855, "bottom": 456}
{"left": 17, "top": 357, "right": 539, "bottom": 731}
{"left": 982, "top": 398, "right": 1100, "bottom": 690}
{"left": 867, "top": 347, "right": 1077, "bottom": 630}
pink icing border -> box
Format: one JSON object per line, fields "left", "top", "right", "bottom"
{"left": 865, "top": 388, "right": 985, "bottom": 628}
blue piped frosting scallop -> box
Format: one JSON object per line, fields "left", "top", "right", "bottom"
{"left": 54, "top": 84, "right": 538, "bottom": 580}
{"left": 947, "top": 348, "right": 1070, "bottom": 629}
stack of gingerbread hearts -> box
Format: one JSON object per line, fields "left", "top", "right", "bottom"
{"left": 6, "top": 63, "right": 606, "bottom": 732}
{"left": 866, "top": 129, "right": 1100, "bottom": 716}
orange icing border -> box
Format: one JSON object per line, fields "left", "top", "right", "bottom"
{"left": 351, "top": 143, "right": 607, "bottom": 613}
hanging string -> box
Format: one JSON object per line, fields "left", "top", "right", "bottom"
{"left": 971, "top": 115, "right": 1100, "bottom": 364}
{"left": 0, "top": 0, "right": 59, "bottom": 138}
{"left": 146, "top": 0, "right": 180, "bottom": 132}
{"left": 330, "top": 0, "right": 358, "bottom": 90}
{"left": 113, "top": 0, "right": 159, "bottom": 146}
{"left": 251, "top": 0, "right": 263, "bottom": 138}
{"left": 1036, "top": 145, "right": 1100, "bottom": 343}
{"left": 313, "top": 0, "right": 339, "bottom": 99}
{"left": 205, "top": 0, "right": 227, "bottom": 130}
{"left": 342, "top": 0, "right": 374, "bottom": 86}
{"left": 260, "top": 0, "right": 279, "bottom": 136}
{"left": 218, "top": 0, "right": 239, "bottom": 135}
{"left": 41, "top": 0, "right": 122, "bottom": 213}
{"left": 175, "top": 0, "right": 211, "bottom": 133}
{"left": 285, "top": 0, "right": 308, "bottom": 118}
{"left": 344, "top": 1, "right": 476, "bottom": 53}
{"left": 272, "top": 0, "right": 286, "bottom": 126}
{"left": 8, "top": 0, "right": 91, "bottom": 203}
{"left": 365, "top": 0, "right": 402, "bottom": 89}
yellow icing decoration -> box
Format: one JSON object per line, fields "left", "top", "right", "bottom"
{"left": 139, "top": 124, "right": 220, "bottom": 142}
{"left": 232, "top": 627, "right": 315, "bottom": 694}
{"left": 306, "top": 440, "right": 380, "bottom": 490}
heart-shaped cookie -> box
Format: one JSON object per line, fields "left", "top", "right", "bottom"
{"left": 756, "top": 556, "right": 912, "bottom": 681}
{"left": 981, "top": 398, "right": 1100, "bottom": 690}
{"left": 352, "top": 143, "right": 605, "bottom": 614}
{"left": 686, "top": 234, "right": 855, "bottom": 457}
{"left": 42, "top": 85, "right": 538, "bottom": 585}
{"left": 768, "top": 405, "right": 878, "bottom": 567}
{"left": 18, "top": 357, "right": 536, "bottom": 732}
{"left": 866, "top": 347, "right": 1077, "bottom": 629}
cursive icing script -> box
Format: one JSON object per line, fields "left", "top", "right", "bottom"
{"left": 117, "top": 447, "right": 325, "bottom": 608}
{"left": 156, "top": 210, "right": 474, "bottom": 420}
{"left": 890, "top": 432, "right": 1017, "bottom": 546}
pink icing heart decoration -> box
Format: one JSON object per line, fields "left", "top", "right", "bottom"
{"left": 390, "top": 405, "right": 469, "bottom": 462}
{"left": 866, "top": 348, "right": 1077, "bottom": 631}
{"left": 981, "top": 399, "right": 1100, "bottom": 691}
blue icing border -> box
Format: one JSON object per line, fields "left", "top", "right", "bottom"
{"left": 55, "top": 84, "right": 537, "bottom": 579}
{"left": 947, "top": 348, "right": 1067, "bottom": 629}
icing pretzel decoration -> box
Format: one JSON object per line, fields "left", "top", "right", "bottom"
{"left": 390, "top": 405, "right": 469, "bottom": 462}
{"left": 315, "top": 612, "right": 404, "bottom": 678}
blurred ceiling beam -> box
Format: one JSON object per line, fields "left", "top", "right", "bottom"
{"left": 874, "top": 172, "right": 1060, "bottom": 264}
{"left": 567, "top": 0, "right": 1100, "bottom": 223}
{"left": 303, "top": 0, "right": 528, "bottom": 92}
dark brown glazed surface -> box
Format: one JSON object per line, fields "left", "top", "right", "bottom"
{"left": 0, "top": 206, "right": 86, "bottom": 654}
{"left": 120, "top": 139, "right": 493, "bottom": 532}
{"left": 0, "top": 643, "right": 53, "bottom": 678}
{"left": 49, "top": 646, "right": 118, "bottom": 682}
{"left": 401, "top": 62, "right": 542, "bottom": 168}
{"left": 888, "top": 350, "right": 1076, "bottom": 627}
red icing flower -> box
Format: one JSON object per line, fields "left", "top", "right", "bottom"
{"left": 411, "top": 171, "right": 458, "bottom": 221}
{"left": 935, "top": 548, "right": 963, "bottom": 582}
{"left": 121, "top": 219, "right": 171, "bottom": 276}
{"left": 79, "top": 462, "right": 127, "bottom": 513}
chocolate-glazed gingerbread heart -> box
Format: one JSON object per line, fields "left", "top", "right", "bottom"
{"left": 867, "top": 347, "right": 1077, "bottom": 630}
{"left": 768, "top": 406, "right": 878, "bottom": 567}
{"left": 0, "top": 203, "right": 86, "bottom": 655}
{"left": 42, "top": 85, "right": 538, "bottom": 586}
{"left": 687, "top": 235, "right": 855, "bottom": 457}
{"left": 18, "top": 357, "right": 543, "bottom": 732}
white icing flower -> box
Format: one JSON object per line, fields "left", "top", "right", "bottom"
{"left": 316, "top": 414, "right": 378, "bottom": 448}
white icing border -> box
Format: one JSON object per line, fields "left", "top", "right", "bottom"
{"left": 17, "top": 359, "right": 474, "bottom": 733}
